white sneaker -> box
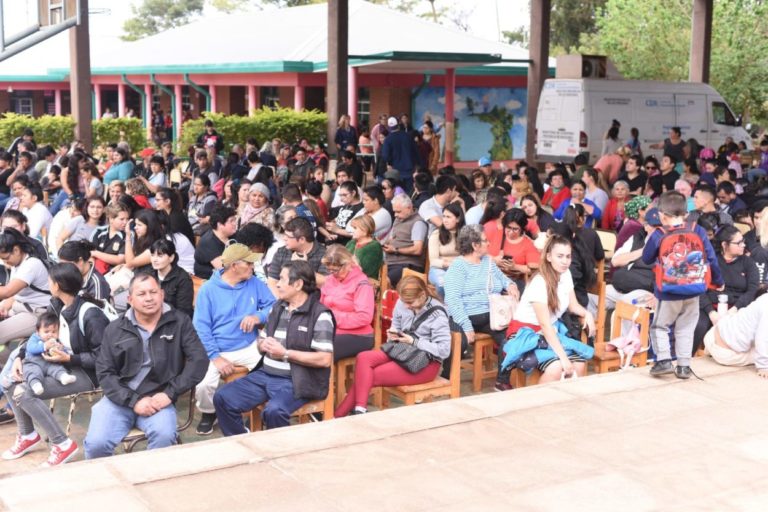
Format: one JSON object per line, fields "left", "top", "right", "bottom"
{"left": 30, "top": 382, "right": 44, "bottom": 396}
{"left": 58, "top": 374, "right": 77, "bottom": 386}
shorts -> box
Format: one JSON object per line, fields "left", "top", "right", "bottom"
{"left": 537, "top": 354, "right": 585, "bottom": 372}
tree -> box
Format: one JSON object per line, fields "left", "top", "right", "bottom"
{"left": 581, "top": 0, "right": 768, "bottom": 122}
{"left": 121, "top": 0, "right": 205, "bottom": 41}
{"left": 550, "top": 0, "right": 606, "bottom": 54}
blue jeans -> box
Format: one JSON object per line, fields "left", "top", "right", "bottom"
{"left": 48, "top": 191, "right": 72, "bottom": 216}
{"left": 84, "top": 396, "right": 177, "bottom": 459}
{"left": 428, "top": 267, "right": 447, "bottom": 298}
{"left": 747, "top": 167, "right": 767, "bottom": 183}
{"left": 0, "top": 193, "right": 9, "bottom": 211}
{"left": 213, "top": 369, "right": 307, "bottom": 435}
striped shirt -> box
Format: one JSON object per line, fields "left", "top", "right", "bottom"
{"left": 444, "top": 255, "right": 511, "bottom": 333}
{"left": 263, "top": 308, "right": 334, "bottom": 378}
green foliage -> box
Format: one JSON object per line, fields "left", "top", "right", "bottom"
{"left": 92, "top": 118, "right": 148, "bottom": 153}
{"left": 581, "top": 0, "right": 768, "bottom": 122}
{"left": 550, "top": 0, "right": 606, "bottom": 55}
{"left": 179, "top": 108, "right": 328, "bottom": 150}
{"left": 0, "top": 113, "right": 75, "bottom": 148}
{"left": 121, "top": 0, "right": 204, "bottom": 41}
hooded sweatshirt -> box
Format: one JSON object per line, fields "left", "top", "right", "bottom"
{"left": 319, "top": 265, "right": 374, "bottom": 336}
{"left": 193, "top": 270, "right": 276, "bottom": 360}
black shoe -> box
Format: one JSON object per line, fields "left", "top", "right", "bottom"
{"left": 649, "top": 359, "right": 674, "bottom": 377}
{"left": 196, "top": 413, "right": 218, "bottom": 435}
{"left": 494, "top": 382, "right": 514, "bottom": 392}
{"left": 348, "top": 409, "right": 366, "bottom": 416}
{"left": 0, "top": 407, "right": 13, "bottom": 425}
{"left": 675, "top": 365, "right": 692, "bottom": 379}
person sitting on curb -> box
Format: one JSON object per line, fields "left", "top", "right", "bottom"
{"left": 213, "top": 260, "right": 335, "bottom": 433}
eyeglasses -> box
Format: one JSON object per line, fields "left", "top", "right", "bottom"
{"left": 505, "top": 226, "right": 522, "bottom": 233}
{"left": 728, "top": 240, "right": 746, "bottom": 246}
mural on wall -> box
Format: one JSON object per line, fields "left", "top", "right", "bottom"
{"left": 414, "top": 86, "right": 528, "bottom": 161}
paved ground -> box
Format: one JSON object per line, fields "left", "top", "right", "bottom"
{"left": 0, "top": 358, "right": 765, "bottom": 511}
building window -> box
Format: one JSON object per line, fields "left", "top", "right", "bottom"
{"left": 152, "top": 86, "right": 161, "bottom": 113}
{"left": 261, "top": 87, "right": 279, "bottom": 110}
{"left": 181, "top": 85, "right": 194, "bottom": 113}
{"left": 357, "top": 87, "right": 370, "bottom": 130}
{"left": 11, "top": 95, "right": 33, "bottom": 116}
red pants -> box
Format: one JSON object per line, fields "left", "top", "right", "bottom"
{"left": 334, "top": 349, "right": 441, "bottom": 417}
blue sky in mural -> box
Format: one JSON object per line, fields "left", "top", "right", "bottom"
{"left": 414, "top": 87, "right": 528, "bottom": 161}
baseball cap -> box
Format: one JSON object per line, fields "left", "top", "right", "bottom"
{"left": 387, "top": 116, "right": 398, "bottom": 128}
{"left": 645, "top": 207, "right": 662, "bottom": 227}
{"left": 140, "top": 147, "right": 156, "bottom": 158}
{"left": 221, "top": 243, "right": 261, "bottom": 266}
{"left": 478, "top": 156, "right": 492, "bottom": 167}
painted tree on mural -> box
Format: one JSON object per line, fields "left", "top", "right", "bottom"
{"left": 465, "top": 96, "right": 513, "bottom": 160}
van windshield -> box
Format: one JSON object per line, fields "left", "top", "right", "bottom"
{"left": 712, "top": 102, "right": 737, "bottom": 126}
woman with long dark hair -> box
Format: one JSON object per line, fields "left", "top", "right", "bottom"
{"left": 2, "top": 262, "right": 108, "bottom": 466}
{"left": 125, "top": 209, "right": 165, "bottom": 274}
{"left": 56, "top": 196, "right": 106, "bottom": 248}
{"left": 427, "top": 202, "right": 464, "bottom": 297}
{"left": 150, "top": 239, "right": 193, "bottom": 317}
{"left": 498, "top": 208, "right": 540, "bottom": 288}
{"left": 520, "top": 194, "right": 554, "bottom": 239}
{"left": 154, "top": 187, "right": 194, "bottom": 245}
{"left": 480, "top": 197, "right": 507, "bottom": 258}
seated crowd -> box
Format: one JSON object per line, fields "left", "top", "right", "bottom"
{"left": 0, "top": 119, "right": 767, "bottom": 469}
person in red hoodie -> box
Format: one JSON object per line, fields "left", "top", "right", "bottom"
{"left": 320, "top": 245, "right": 375, "bottom": 361}
{"left": 541, "top": 167, "right": 571, "bottom": 212}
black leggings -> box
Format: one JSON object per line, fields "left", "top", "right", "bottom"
{"left": 333, "top": 334, "right": 375, "bottom": 362}
{"left": 468, "top": 312, "right": 509, "bottom": 383}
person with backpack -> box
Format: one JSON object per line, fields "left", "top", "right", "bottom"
{"left": 641, "top": 193, "right": 724, "bottom": 379}
{"left": 2, "top": 262, "right": 109, "bottom": 466}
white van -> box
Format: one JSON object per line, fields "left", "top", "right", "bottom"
{"left": 535, "top": 78, "right": 752, "bottom": 164}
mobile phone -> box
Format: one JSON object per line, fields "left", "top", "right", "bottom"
{"left": 502, "top": 255, "right": 512, "bottom": 261}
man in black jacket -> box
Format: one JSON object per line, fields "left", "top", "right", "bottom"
{"left": 214, "top": 260, "right": 335, "bottom": 434}
{"left": 84, "top": 273, "right": 207, "bottom": 458}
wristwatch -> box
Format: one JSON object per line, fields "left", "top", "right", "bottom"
{"left": 282, "top": 350, "right": 290, "bottom": 363}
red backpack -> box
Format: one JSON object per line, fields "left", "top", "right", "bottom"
{"left": 654, "top": 223, "right": 711, "bottom": 296}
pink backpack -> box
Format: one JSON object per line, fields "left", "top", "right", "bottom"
{"left": 605, "top": 309, "right": 648, "bottom": 370}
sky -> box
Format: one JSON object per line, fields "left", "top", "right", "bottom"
{"left": 2, "top": 0, "right": 530, "bottom": 47}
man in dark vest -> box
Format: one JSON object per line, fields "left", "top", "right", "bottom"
{"left": 381, "top": 193, "right": 428, "bottom": 287}
{"left": 213, "top": 260, "right": 335, "bottom": 433}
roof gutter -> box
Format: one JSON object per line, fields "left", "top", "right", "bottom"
{"left": 150, "top": 74, "right": 177, "bottom": 142}
{"left": 121, "top": 74, "right": 148, "bottom": 128}
{"left": 183, "top": 73, "right": 211, "bottom": 112}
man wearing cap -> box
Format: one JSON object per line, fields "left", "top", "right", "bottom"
{"left": 478, "top": 156, "right": 497, "bottom": 185}
{"left": 214, "top": 260, "right": 335, "bottom": 433}
{"left": 381, "top": 116, "right": 419, "bottom": 193}
{"left": 192, "top": 243, "right": 276, "bottom": 435}
{"left": 84, "top": 273, "right": 208, "bottom": 458}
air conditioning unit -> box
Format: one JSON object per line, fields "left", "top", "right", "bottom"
{"left": 556, "top": 55, "right": 608, "bottom": 79}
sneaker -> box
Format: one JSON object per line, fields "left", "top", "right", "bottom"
{"left": 348, "top": 409, "right": 366, "bottom": 416}
{"left": 494, "top": 382, "right": 514, "bottom": 392}
{"left": 0, "top": 406, "right": 15, "bottom": 425}
{"left": 675, "top": 365, "right": 692, "bottom": 379}
{"left": 196, "top": 413, "right": 218, "bottom": 435}
{"left": 649, "top": 359, "right": 674, "bottom": 377}
{"left": 58, "top": 373, "right": 77, "bottom": 385}
{"left": 2, "top": 433, "right": 42, "bottom": 460}
{"left": 41, "top": 440, "right": 78, "bottom": 467}
{"left": 30, "top": 381, "right": 44, "bottom": 396}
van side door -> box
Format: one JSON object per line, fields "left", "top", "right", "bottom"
{"left": 674, "top": 93, "right": 709, "bottom": 148}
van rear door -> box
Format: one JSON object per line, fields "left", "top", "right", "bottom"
{"left": 536, "top": 80, "right": 583, "bottom": 162}
{"left": 674, "top": 94, "right": 709, "bottom": 147}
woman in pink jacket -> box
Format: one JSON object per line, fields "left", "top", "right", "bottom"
{"left": 320, "top": 245, "right": 375, "bottom": 361}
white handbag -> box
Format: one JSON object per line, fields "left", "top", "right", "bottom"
{"left": 487, "top": 260, "right": 517, "bottom": 331}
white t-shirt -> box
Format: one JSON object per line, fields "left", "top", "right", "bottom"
{"left": 22, "top": 202, "right": 53, "bottom": 240}
{"left": 48, "top": 209, "right": 72, "bottom": 256}
{"left": 9, "top": 255, "right": 50, "bottom": 308}
{"left": 349, "top": 206, "right": 392, "bottom": 241}
{"left": 513, "top": 270, "right": 574, "bottom": 326}
{"left": 418, "top": 197, "right": 444, "bottom": 237}
{"left": 172, "top": 233, "right": 195, "bottom": 274}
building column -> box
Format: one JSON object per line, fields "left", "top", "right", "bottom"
{"left": 327, "top": 0, "right": 349, "bottom": 155}
{"left": 210, "top": 85, "right": 218, "bottom": 113}
{"left": 526, "top": 0, "right": 551, "bottom": 164}
{"left": 690, "top": 0, "right": 713, "bottom": 83}
{"left": 348, "top": 66, "right": 358, "bottom": 127}
{"left": 247, "top": 85, "right": 257, "bottom": 116}
{"left": 144, "top": 83, "right": 152, "bottom": 141}
{"left": 174, "top": 84, "right": 183, "bottom": 140}
{"left": 444, "top": 68, "right": 456, "bottom": 166}
{"left": 294, "top": 85, "right": 305, "bottom": 111}
{"left": 117, "top": 82, "right": 126, "bottom": 117}
{"left": 54, "top": 88, "right": 62, "bottom": 116}
{"left": 94, "top": 83, "right": 102, "bottom": 119}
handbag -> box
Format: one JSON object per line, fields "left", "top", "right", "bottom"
{"left": 381, "top": 305, "right": 445, "bottom": 373}
{"left": 487, "top": 260, "right": 517, "bottom": 331}
{"left": 104, "top": 265, "right": 134, "bottom": 294}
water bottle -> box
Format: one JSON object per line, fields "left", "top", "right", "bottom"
{"left": 717, "top": 294, "right": 728, "bottom": 316}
